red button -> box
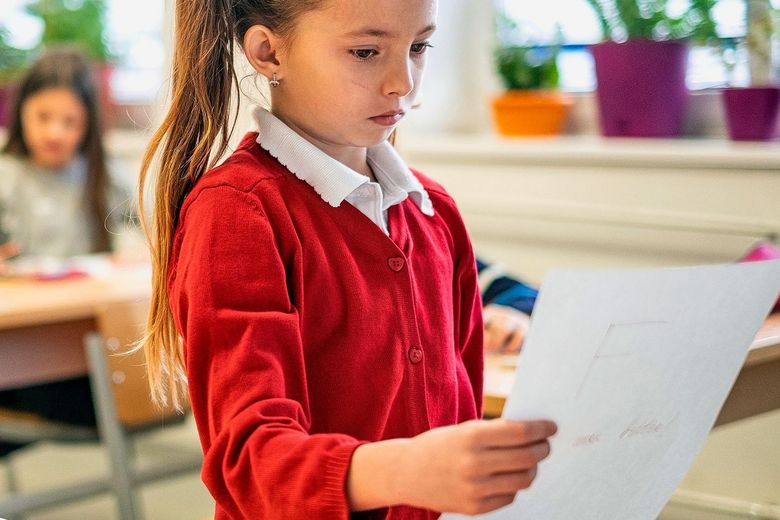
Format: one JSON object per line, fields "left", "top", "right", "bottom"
{"left": 388, "top": 257, "right": 405, "bottom": 272}
{"left": 408, "top": 346, "right": 423, "bottom": 364}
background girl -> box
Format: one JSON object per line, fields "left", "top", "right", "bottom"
{"left": 0, "top": 48, "right": 130, "bottom": 261}
{"left": 140, "top": 1, "right": 556, "bottom": 518}
{"left": 0, "top": 47, "right": 132, "bottom": 455}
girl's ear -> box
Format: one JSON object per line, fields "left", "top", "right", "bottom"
{"left": 243, "top": 25, "right": 283, "bottom": 79}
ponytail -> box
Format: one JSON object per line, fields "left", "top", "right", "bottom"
{"left": 139, "top": 0, "right": 239, "bottom": 408}
{"left": 140, "top": 0, "right": 326, "bottom": 408}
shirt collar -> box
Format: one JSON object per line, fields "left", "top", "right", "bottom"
{"left": 253, "top": 107, "right": 433, "bottom": 216}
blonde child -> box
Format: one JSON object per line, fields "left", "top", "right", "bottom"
{"left": 140, "top": 1, "right": 556, "bottom": 518}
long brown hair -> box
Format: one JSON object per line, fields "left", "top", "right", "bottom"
{"left": 3, "top": 47, "right": 110, "bottom": 253}
{"left": 139, "top": 1, "right": 323, "bottom": 407}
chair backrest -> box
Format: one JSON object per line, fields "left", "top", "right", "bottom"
{"left": 94, "top": 298, "right": 187, "bottom": 429}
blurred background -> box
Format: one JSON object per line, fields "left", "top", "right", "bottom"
{"left": 0, "top": 1, "right": 778, "bottom": 519}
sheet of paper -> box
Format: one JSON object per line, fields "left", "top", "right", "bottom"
{"left": 444, "top": 260, "right": 780, "bottom": 520}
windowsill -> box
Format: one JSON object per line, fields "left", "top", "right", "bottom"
{"left": 396, "top": 132, "right": 780, "bottom": 171}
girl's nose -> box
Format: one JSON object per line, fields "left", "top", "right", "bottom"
{"left": 45, "top": 120, "right": 68, "bottom": 142}
{"left": 383, "top": 58, "right": 414, "bottom": 98}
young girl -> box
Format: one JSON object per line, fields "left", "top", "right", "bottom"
{"left": 0, "top": 48, "right": 129, "bottom": 261}
{"left": 140, "top": 1, "right": 556, "bottom": 518}
{"left": 0, "top": 48, "right": 130, "bottom": 454}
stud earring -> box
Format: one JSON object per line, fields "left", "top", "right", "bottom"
{"left": 269, "top": 73, "right": 280, "bottom": 88}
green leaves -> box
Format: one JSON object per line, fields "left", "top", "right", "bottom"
{"left": 0, "top": 28, "right": 31, "bottom": 82}
{"left": 587, "top": 0, "right": 720, "bottom": 42}
{"left": 495, "top": 46, "right": 560, "bottom": 91}
{"left": 26, "top": 0, "right": 112, "bottom": 62}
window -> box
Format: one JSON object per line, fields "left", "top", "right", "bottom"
{"left": 0, "top": 0, "right": 165, "bottom": 104}
{"left": 498, "top": 0, "right": 776, "bottom": 91}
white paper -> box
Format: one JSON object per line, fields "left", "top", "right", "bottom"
{"left": 444, "top": 260, "right": 780, "bottom": 520}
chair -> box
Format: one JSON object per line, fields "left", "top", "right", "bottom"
{"left": 0, "top": 298, "right": 202, "bottom": 520}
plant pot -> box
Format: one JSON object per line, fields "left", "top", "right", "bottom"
{"left": 491, "top": 90, "right": 572, "bottom": 136}
{"left": 590, "top": 40, "right": 689, "bottom": 138}
{"left": 723, "top": 86, "right": 780, "bottom": 141}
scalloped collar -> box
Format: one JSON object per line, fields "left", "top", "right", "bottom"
{"left": 252, "top": 107, "right": 434, "bottom": 216}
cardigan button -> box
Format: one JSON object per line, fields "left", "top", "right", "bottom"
{"left": 388, "top": 257, "right": 405, "bottom": 272}
{"left": 408, "top": 346, "right": 423, "bottom": 364}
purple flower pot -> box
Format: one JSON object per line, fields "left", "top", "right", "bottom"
{"left": 591, "top": 40, "right": 689, "bottom": 138}
{"left": 723, "top": 86, "right": 780, "bottom": 141}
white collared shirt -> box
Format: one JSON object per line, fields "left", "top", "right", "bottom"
{"left": 253, "top": 107, "right": 434, "bottom": 235}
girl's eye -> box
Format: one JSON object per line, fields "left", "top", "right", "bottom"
{"left": 411, "top": 42, "right": 433, "bottom": 55}
{"left": 351, "top": 48, "right": 378, "bottom": 61}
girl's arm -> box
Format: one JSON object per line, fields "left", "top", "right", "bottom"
{"left": 0, "top": 196, "right": 20, "bottom": 267}
{"left": 171, "top": 185, "right": 365, "bottom": 520}
{"left": 348, "top": 418, "right": 556, "bottom": 515}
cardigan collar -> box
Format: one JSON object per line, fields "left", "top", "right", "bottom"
{"left": 253, "top": 107, "right": 434, "bottom": 216}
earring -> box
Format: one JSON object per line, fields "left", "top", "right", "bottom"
{"left": 269, "top": 73, "right": 280, "bottom": 88}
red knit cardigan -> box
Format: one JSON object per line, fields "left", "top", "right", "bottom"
{"left": 168, "top": 133, "right": 484, "bottom": 520}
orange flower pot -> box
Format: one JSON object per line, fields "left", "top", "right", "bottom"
{"left": 491, "top": 90, "right": 572, "bottom": 136}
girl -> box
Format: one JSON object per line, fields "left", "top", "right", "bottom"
{"left": 0, "top": 48, "right": 131, "bottom": 454}
{"left": 0, "top": 48, "right": 129, "bottom": 261}
{"left": 140, "top": 1, "right": 556, "bottom": 518}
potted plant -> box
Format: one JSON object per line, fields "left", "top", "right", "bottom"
{"left": 722, "top": 0, "right": 780, "bottom": 141}
{"left": 491, "top": 13, "right": 572, "bottom": 136}
{"left": 586, "top": 0, "right": 720, "bottom": 138}
{"left": 25, "top": 0, "right": 115, "bottom": 125}
{"left": 0, "top": 28, "right": 30, "bottom": 127}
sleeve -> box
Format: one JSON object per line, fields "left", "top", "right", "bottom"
{"left": 169, "top": 185, "right": 364, "bottom": 520}
{"left": 0, "top": 195, "right": 10, "bottom": 246}
{"left": 0, "top": 156, "right": 16, "bottom": 245}
{"left": 476, "top": 256, "right": 538, "bottom": 315}
{"left": 451, "top": 211, "right": 485, "bottom": 418}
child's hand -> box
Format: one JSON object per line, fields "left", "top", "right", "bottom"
{"left": 0, "top": 241, "right": 19, "bottom": 259}
{"left": 399, "top": 418, "right": 556, "bottom": 514}
{"left": 484, "top": 304, "right": 531, "bottom": 354}
{"left": 0, "top": 241, "right": 20, "bottom": 274}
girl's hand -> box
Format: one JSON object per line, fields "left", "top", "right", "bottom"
{"left": 0, "top": 241, "right": 19, "bottom": 259}
{"left": 0, "top": 241, "right": 20, "bottom": 274}
{"left": 397, "top": 419, "right": 556, "bottom": 515}
{"left": 484, "top": 304, "right": 531, "bottom": 354}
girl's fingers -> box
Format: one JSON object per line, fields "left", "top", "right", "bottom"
{"left": 469, "top": 494, "right": 518, "bottom": 515}
{"left": 0, "top": 241, "right": 20, "bottom": 260}
{"left": 483, "top": 321, "right": 501, "bottom": 352}
{"left": 478, "top": 419, "right": 557, "bottom": 448}
{"left": 478, "top": 467, "right": 538, "bottom": 496}
{"left": 502, "top": 328, "right": 524, "bottom": 353}
{"left": 480, "top": 442, "right": 551, "bottom": 474}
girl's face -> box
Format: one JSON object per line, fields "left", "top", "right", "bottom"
{"left": 271, "top": 0, "right": 437, "bottom": 156}
{"left": 21, "top": 87, "right": 88, "bottom": 169}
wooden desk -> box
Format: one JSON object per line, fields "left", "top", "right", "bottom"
{"left": 483, "top": 314, "right": 780, "bottom": 428}
{"left": 0, "top": 266, "right": 151, "bottom": 390}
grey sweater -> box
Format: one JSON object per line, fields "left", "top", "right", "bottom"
{"left": 0, "top": 153, "right": 135, "bottom": 258}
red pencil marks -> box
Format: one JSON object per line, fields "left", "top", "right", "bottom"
{"left": 619, "top": 413, "right": 679, "bottom": 440}
{"left": 573, "top": 433, "right": 602, "bottom": 447}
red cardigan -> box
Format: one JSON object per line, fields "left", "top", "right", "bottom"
{"left": 169, "top": 133, "right": 484, "bottom": 520}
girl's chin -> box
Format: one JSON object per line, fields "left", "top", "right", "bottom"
{"left": 359, "top": 126, "right": 397, "bottom": 146}
{"left": 31, "top": 154, "right": 71, "bottom": 170}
